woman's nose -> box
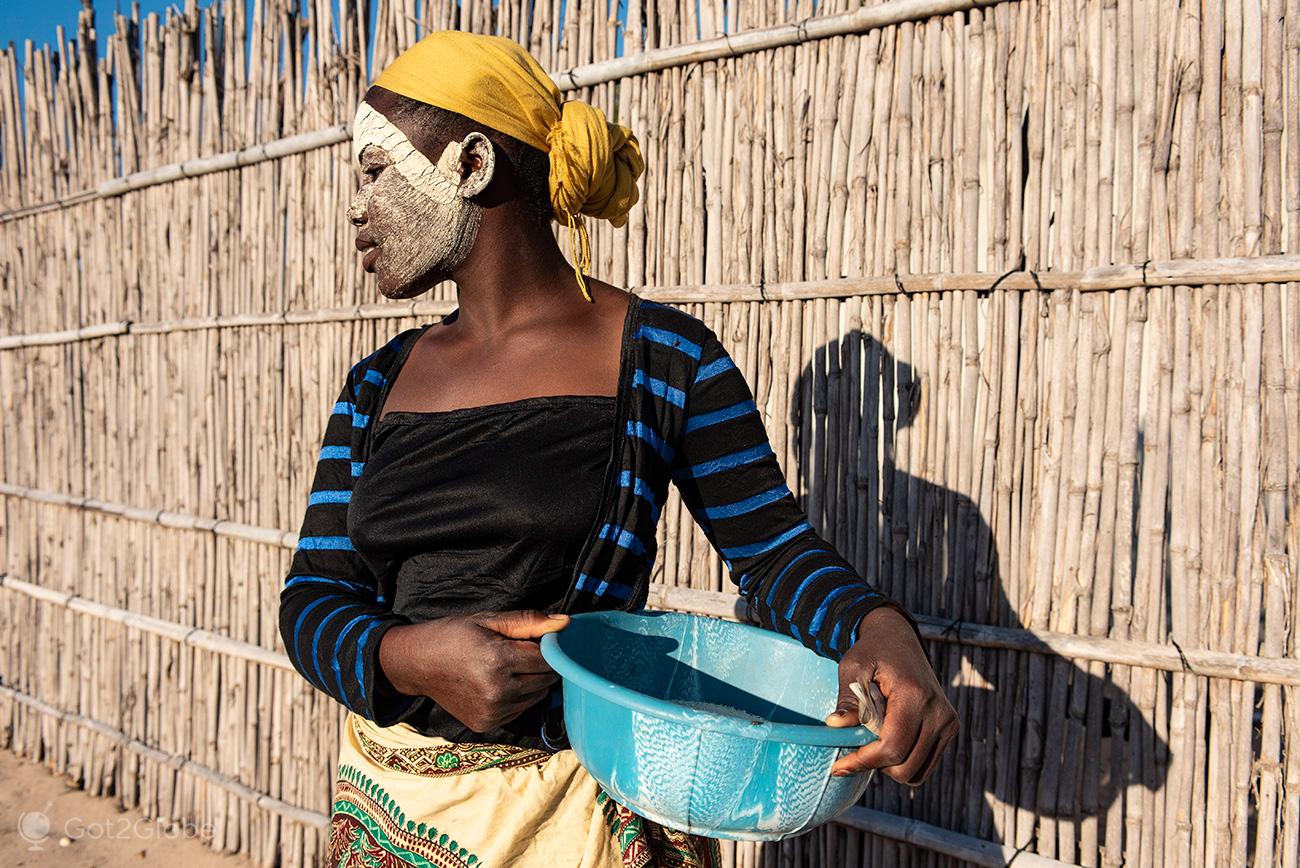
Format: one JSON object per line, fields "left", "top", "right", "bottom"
{"left": 347, "top": 185, "right": 371, "bottom": 225}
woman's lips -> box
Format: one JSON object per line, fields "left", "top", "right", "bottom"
{"left": 362, "top": 246, "right": 380, "bottom": 271}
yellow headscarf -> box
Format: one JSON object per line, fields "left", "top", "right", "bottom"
{"left": 373, "top": 30, "right": 645, "bottom": 301}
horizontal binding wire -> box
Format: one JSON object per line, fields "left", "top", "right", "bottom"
{"left": 3, "top": 254, "right": 1300, "bottom": 349}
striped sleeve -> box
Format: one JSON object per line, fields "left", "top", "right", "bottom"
{"left": 669, "top": 325, "right": 915, "bottom": 661}
{"left": 277, "top": 367, "right": 419, "bottom": 725}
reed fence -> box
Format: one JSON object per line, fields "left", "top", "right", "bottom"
{"left": 1, "top": 0, "right": 1297, "bottom": 866}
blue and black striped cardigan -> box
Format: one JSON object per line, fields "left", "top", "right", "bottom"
{"left": 279, "top": 295, "right": 906, "bottom": 729}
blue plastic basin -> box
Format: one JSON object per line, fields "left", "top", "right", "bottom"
{"left": 538, "top": 610, "right": 876, "bottom": 841}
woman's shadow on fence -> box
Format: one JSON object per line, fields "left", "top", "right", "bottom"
{"left": 787, "top": 331, "right": 1167, "bottom": 854}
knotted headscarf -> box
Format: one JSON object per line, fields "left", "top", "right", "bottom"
{"left": 373, "top": 30, "right": 645, "bottom": 301}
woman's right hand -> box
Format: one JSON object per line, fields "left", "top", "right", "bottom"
{"left": 378, "top": 610, "right": 570, "bottom": 732}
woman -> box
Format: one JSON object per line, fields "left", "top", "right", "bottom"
{"left": 279, "top": 30, "right": 957, "bottom": 868}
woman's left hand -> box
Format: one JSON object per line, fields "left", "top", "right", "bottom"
{"left": 823, "top": 606, "right": 959, "bottom": 786}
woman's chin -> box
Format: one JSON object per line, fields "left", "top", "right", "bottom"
{"left": 377, "top": 269, "right": 440, "bottom": 300}
{"left": 377, "top": 282, "right": 424, "bottom": 300}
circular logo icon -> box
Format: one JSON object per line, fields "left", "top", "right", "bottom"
{"left": 17, "top": 808, "right": 52, "bottom": 849}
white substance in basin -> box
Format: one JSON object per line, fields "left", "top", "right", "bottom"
{"left": 677, "top": 699, "right": 763, "bottom": 723}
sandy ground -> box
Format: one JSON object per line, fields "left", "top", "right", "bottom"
{"left": 0, "top": 750, "right": 253, "bottom": 867}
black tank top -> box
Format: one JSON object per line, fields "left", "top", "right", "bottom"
{"left": 348, "top": 395, "right": 615, "bottom": 746}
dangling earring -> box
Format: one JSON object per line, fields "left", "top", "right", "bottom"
{"left": 565, "top": 210, "right": 593, "bottom": 303}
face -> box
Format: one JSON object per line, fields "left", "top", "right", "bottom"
{"left": 347, "top": 101, "right": 494, "bottom": 298}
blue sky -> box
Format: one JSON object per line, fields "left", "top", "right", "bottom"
{"left": 0, "top": 0, "right": 641, "bottom": 100}
{"left": 0, "top": 1, "right": 215, "bottom": 53}
{"left": 0, "top": 0, "right": 628, "bottom": 60}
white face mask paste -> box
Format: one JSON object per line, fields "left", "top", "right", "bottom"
{"left": 348, "top": 101, "right": 493, "bottom": 298}
{"left": 352, "top": 101, "right": 464, "bottom": 205}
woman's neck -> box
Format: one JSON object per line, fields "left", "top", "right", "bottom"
{"left": 447, "top": 208, "right": 593, "bottom": 336}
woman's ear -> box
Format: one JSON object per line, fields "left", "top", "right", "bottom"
{"left": 457, "top": 132, "right": 495, "bottom": 198}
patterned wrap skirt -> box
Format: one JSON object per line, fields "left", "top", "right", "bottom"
{"left": 328, "top": 711, "right": 723, "bottom": 868}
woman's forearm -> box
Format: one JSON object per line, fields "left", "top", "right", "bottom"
{"left": 378, "top": 622, "right": 432, "bottom": 697}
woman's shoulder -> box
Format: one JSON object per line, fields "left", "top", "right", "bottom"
{"left": 347, "top": 324, "right": 427, "bottom": 387}
{"left": 633, "top": 297, "right": 717, "bottom": 359}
